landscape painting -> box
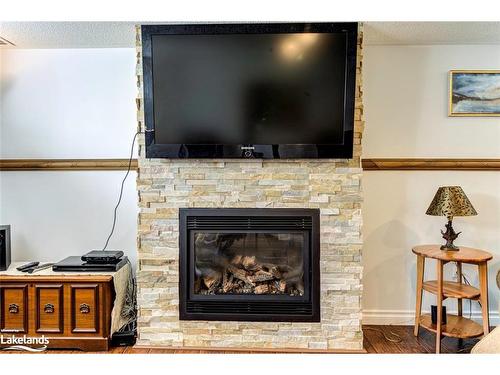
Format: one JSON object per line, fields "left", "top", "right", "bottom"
{"left": 449, "top": 70, "right": 500, "bottom": 116}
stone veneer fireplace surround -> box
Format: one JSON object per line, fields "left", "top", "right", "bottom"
{"left": 135, "top": 24, "right": 365, "bottom": 351}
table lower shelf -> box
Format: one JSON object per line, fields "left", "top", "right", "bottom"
{"left": 419, "top": 314, "right": 484, "bottom": 339}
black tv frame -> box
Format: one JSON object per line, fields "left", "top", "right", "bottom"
{"left": 141, "top": 22, "right": 358, "bottom": 159}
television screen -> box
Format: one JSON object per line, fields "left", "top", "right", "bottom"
{"left": 142, "top": 23, "right": 358, "bottom": 159}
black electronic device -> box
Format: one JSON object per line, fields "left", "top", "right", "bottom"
{"left": 0, "top": 225, "right": 11, "bottom": 271}
{"left": 26, "top": 263, "right": 55, "bottom": 274}
{"left": 16, "top": 261, "right": 40, "bottom": 272}
{"left": 431, "top": 305, "right": 447, "bottom": 325}
{"left": 141, "top": 22, "right": 358, "bottom": 159}
{"left": 53, "top": 256, "right": 128, "bottom": 272}
{"left": 111, "top": 322, "right": 137, "bottom": 347}
{"left": 81, "top": 250, "right": 124, "bottom": 264}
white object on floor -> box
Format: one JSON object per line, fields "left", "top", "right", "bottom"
{"left": 472, "top": 326, "right": 500, "bottom": 354}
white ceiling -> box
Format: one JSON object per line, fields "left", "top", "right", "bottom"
{"left": 0, "top": 22, "right": 137, "bottom": 48}
{"left": 1, "top": 21, "right": 500, "bottom": 49}
{"left": 364, "top": 22, "right": 500, "bottom": 45}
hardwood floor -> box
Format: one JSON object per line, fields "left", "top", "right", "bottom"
{"left": 0, "top": 325, "right": 481, "bottom": 354}
{"left": 363, "top": 325, "right": 480, "bottom": 354}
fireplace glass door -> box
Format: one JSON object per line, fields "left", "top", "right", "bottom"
{"left": 192, "top": 231, "right": 308, "bottom": 297}
{"left": 179, "top": 208, "right": 320, "bottom": 322}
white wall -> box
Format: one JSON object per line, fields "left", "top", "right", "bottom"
{"left": 362, "top": 44, "right": 500, "bottom": 324}
{"left": 2, "top": 43, "right": 500, "bottom": 324}
{"left": 363, "top": 45, "right": 500, "bottom": 158}
{"left": 1, "top": 48, "right": 137, "bottom": 158}
{"left": 0, "top": 50, "right": 3, "bottom": 152}
{"left": 0, "top": 48, "right": 138, "bottom": 265}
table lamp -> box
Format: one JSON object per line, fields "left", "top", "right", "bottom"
{"left": 425, "top": 186, "right": 477, "bottom": 251}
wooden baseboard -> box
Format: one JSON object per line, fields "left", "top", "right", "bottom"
{"left": 362, "top": 158, "right": 500, "bottom": 171}
{"left": 0, "top": 159, "right": 138, "bottom": 171}
{"left": 133, "top": 344, "right": 367, "bottom": 354}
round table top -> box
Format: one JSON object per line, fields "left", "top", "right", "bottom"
{"left": 412, "top": 244, "right": 492, "bottom": 263}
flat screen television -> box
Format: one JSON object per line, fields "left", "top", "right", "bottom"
{"left": 141, "top": 23, "right": 358, "bottom": 159}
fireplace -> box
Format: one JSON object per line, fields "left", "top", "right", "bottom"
{"left": 179, "top": 208, "right": 320, "bottom": 322}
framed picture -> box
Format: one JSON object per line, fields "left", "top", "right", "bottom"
{"left": 449, "top": 70, "right": 500, "bottom": 117}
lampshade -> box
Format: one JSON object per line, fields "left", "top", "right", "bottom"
{"left": 426, "top": 186, "right": 477, "bottom": 218}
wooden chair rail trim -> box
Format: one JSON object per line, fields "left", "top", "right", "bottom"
{"left": 362, "top": 158, "right": 500, "bottom": 171}
{"left": 2, "top": 158, "right": 500, "bottom": 171}
{"left": 0, "top": 159, "right": 138, "bottom": 171}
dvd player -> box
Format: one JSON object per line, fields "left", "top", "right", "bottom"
{"left": 53, "top": 256, "right": 128, "bottom": 272}
{"left": 81, "top": 250, "right": 124, "bottom": 264}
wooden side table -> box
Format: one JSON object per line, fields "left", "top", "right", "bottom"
{"left": 412, "top": 245, "right": 493, "bottom": 354}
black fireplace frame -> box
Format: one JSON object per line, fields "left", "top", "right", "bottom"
{"left": 179, "top": 208, "right": 320, "bottom": 322}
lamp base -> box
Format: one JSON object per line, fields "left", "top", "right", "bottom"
{"left": 440, "top": 219, "right": 461, "bottom": 251}
{"left": 440, "top": 244, "right": 460, "bottom": 251}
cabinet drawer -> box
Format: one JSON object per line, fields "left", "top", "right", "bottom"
{"left": 0, "top": 284, "right": 28, "bottom": 333}
{"left": 70, "top": 284, "right": 99, "bottom": 333}
{"left": 35, "top": 284, "right": 64, "bottom": 333}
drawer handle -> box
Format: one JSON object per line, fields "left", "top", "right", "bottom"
{"left": 44, "top": 303, "right": 55, "bottom": 314}
{"left": 79, "top": 303, "right": 90, "bottom": 314}
{"left": 9, "top": 304, "right": 19, "bottom": 314}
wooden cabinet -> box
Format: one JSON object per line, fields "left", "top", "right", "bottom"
{"left": 70, "top": 284, "right": 100, "bottom": 334}
{"left": 0, "top": 284, "right": 28, "bottom": 333}
{"left": 0, "top": 275, "right": 114, "bottom": 351}
{"left": 35, "top": 284, "right": 64, "bottom": 333}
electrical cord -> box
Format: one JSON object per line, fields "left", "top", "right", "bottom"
{"left": 101, "top": 131, "right": 140, "bottom": 251}
{"left": 99, "top": 132, "right": 140, "bottom": 334}
{"left": 455, "top": 262, "right": 481, "bottom": 320}
{"left": 364, "top": 317, "right": 415, "bottom": 344}
{"left": 363, "top": 327, "right": 403, "bottom": 343}
{"left": 457, "top": 344, "right": 477, "bottom": 353}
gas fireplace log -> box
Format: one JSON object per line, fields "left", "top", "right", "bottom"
{"left": 279, "top": 280, "right": 287, "bottom": 293}
{"left": 202, "top": 272, "right": 222, "bottom": 290}
{"left": 230, "top": 255, "right": 243, "bottom": 266}
{"left": 241, "top": 256, "right": 258, "bottom": 270}
{"left": 247, "top": 270, "right": 274, "bottom": 283}
{"left": 227, "top": 264, "right": 255, "bottom": 286}
{"left": 195, "top": 253, "right": 305, "bottom": 296}
{"left": 241, "top": 283, "right": 254, "bottom": 293}
{"left": 254, "top": 284, "right": 269, "bottom": 294}
{"left": 222, "top": 274, "right": 236, "bottom": 293}
{"left": 270, "top": 266, "right": 282, "bottom": 279}
{"left": 222, "top": 269, "right": 228, "bottom": 288}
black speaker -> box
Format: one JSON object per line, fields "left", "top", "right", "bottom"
{"left": 431, "top": 305, "right": 447, "bottom": 325}
{"left": 0, "top": 225, "right": 11, "bottom": 271}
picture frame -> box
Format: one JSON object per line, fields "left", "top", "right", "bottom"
{"left": 449, "top": 70, "right": 500, "bottom": 117}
